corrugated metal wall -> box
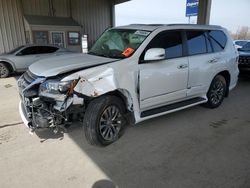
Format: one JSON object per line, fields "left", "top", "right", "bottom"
{"left": 21, "top": 0, "right": 50, "bottom": 16}
{"left": 0, "top": 0, "right": 119, "bottom": 53}
{"left": 71, "top": 0, "right": 113, "bottom": 46}
{"left": 0, "top": 0, "right": 26, "bottom": 53}
{"left": 21, "top": 0, "right": 70, "bottom": 17}
{"left": 52, "top": 0, "right": 70, "bottom": 17}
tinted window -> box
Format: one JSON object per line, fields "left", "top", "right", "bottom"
{"left": 147, "top": 31, "right": 183, "bottom": 59}
{"left": 186, "top": 31, "right": 207, "bottom": 55}
{"left": 208, "top": 30, "right": 227, "bottom": 52}
{"left": 19, "top": 47, "right": 40, "bottom": 55}
{"left": 38, "top": 46, "right": 58, "bottom": 54}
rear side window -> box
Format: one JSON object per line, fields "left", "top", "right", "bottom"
{"left": 19, "top": 47, "right": 40, "bottom": 55}
{"left": 208, "top": 30, "right": 227, "bottom": 52}
{"left": 186, "top": 31, "right": 207, "bottom": 55}
{"left": 38, "top": 46, "right": 58, "bottom": 54}
{"left": 147, "top": 30, "right": 183, "bottom": 59}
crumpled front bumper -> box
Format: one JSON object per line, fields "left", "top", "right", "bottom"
{"left": 19, "top": 101, "right": 31, "bottom": 128}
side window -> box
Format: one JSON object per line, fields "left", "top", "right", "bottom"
{"left": 205, "top": 32, "right": 213, "bottom": 53}
{"left": 208, "top": 30, "right": 227, "bottom": 52}
{"left": 147, "top": 31, "right": 183, "bottom": 59}
{"left": 186, "top": 31, "right": 207, "bottom": 55}
{"left": 18, "top": 47, "right": 39, "bottom": 56}
{"left": 38, "top": 46, "right": 59, "bottom": 54}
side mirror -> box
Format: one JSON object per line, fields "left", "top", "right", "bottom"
{"left": 144, "top": 48, "right": 165, "bottom": 61}
{"left": 16, "top": 52, "right": 23, "bottom": 56}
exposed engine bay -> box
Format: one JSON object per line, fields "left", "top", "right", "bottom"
{"left": 18, "top": 70, "right": 85, "bottom": 133}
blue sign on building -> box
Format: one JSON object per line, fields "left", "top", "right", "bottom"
{"left": 186, "top": 0, "right": 199, "bottom": 17}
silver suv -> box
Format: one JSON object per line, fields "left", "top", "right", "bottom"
{"left": 18, "top": 24, "right": 239, "bottom": 146}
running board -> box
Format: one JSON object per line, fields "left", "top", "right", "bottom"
{"left": 140, "top": 97, "right": 206, "bottom": 118}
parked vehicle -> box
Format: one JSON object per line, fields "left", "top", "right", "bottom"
{"left": 0, "top": 45, "right": 73, "bottom": 78}
{"left": 238, "top": 42, "right": 250, "bottom": 73}
{"left": 234, "top": 40, "right": 249, "bottom": 49}
{"left": 18, "top": 24, "right": 239, "bottom": 146}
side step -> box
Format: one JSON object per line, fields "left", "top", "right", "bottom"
{"left": 141, "top": 97, "right": 206, "bottom": 118}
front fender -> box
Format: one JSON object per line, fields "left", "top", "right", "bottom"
{"left": 0, "top": 58, "right": 16, "bottom": 71}
{"left": 74, "top": 68, "right": 117, "bottom": 97}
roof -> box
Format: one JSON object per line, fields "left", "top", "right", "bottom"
{"left": 116, "top": 24, "right": 223, "bottom": 31}
{"left": 24, "top": 15, "right": 80, "bottom": 26}
{"left": 114, "top": 0, "right": 130, "bottom": 5}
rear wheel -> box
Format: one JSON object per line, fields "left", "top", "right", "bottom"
{"left": 205, "top": 75, "right": 227, "bottom": 108}
{"left": 83, "top": 95, "right": 126, "bottom": 147}
{"left": 0, "top": 63, "right": 10, "bottom": 78}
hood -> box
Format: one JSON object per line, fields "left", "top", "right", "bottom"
{"left": 29, "top": 53, "right": 117, "bottom": 77}
{"left": 238, "top": 50, "right": 250, "bottom": 56}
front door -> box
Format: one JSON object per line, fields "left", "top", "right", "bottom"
{"left": 51, "top": 32, "right": 65, "bottom": 48}
{"left": 139, "top": 30, "right": 189, "bottom": 111}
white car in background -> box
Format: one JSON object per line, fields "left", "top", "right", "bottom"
{"left": 0, "top": 45, "right": 74, "bottom": 78}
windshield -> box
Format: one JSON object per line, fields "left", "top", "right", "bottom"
{"left": 241, "top": 42, "right": 250, "bottom": 51}
{"left": 89, "top": 29, "right": 150, "bottom": 59}
{"left": 7, "top": 45, "right": 25, "bottom": 54}
{"left": 235, "top": 41, "right": 248, "bottom": 47}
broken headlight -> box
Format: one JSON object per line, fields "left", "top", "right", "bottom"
{"left": 39, "top": 79, "right": 78, "bottom": 101}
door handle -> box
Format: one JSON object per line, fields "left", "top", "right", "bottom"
{"left": 208, "top": 58, "right": 219, "bottom": 63}
{"left": 178, "top": 64, "right": 188, "bottom": 69}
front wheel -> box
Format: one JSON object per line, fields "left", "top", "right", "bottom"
{"left": 83, "top": 95, "right": 126, "bottom": 147}
{"left": 0, "top": 63, "right": 10, "bottom": 78}
{"left": 205, "top": 75, "right": 227, "bottom": 108}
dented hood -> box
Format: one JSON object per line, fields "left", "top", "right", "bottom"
{"left": 29, "top": 53, "right": 117, "bottom": 77}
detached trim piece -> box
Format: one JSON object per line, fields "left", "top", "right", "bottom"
{"left": 19, "top": 101, "right": 30, "bottom": 128}
{"left": 141, "top": 97, "right": 205, "bottom": 118}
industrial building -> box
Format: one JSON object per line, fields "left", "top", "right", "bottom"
{"left": 0, "top": 0, "right": 128, "bottom": 53}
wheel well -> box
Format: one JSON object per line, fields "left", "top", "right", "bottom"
{"left": 0, "top": 61, "right": 14, "bottom": 73}
{"left": 217, "top": 71, "right": 230, "bottom": 97}
{"left": 104, "top": 90, "right": 135, "bottom": 125}
{"left": 106, "top": 90, "right": 131, "bottom": 112}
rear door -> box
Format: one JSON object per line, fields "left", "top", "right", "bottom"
{"left": 139, "top": 30, "right": 189, "bottom": 110}
{"left": 186, "top": 30, "right": 227, "bottom": 97}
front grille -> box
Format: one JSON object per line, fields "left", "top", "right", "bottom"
{"left": 239, "top": 56, "right": 250, "bottom": 65}
{"left": 23, "top": 70, "right": 38, "bottom": 87}
{"left": 18, "top": 70, "right": 39, "bottom": 92}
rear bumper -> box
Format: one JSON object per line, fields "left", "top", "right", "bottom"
{"left": 19, "top": 101, "right": 31, "bottom": 128}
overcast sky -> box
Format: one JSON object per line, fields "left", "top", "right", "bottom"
{"left": 115, "top": 0, "right": 250, "bottom": 33}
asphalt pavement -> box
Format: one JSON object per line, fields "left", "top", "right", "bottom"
{"left": 0, "top": 75, "right": 250, "bottom": 188}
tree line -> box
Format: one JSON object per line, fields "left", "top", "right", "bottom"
{"left": 230, "top": 26, "right": 250, "bottom": 40}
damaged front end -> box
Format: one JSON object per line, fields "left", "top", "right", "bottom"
{"left": 18, "top": 71, "right": 83, "bottom": 133}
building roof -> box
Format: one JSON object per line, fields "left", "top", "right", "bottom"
{"left": 24, "top": 15, "right": 80, "bottom": 26}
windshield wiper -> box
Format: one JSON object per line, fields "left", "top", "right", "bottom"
{"left": 88, "top": 51, "right": 116, "bottom": 59}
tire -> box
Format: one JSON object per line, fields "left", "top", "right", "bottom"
{"left": 83, "top": 95, "right": 127, "bottom": 147}
{"left": 205, "top": 75, "right": 227, "bottom": 108}
{"left": 0, "top": 62, "right": 10, "bottom": 78}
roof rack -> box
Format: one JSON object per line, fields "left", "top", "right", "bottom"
{"left": 129, "top": 23, "right": 222, "bottom": 28}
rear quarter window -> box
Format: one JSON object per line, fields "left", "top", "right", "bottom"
{"left": 208, "top": 30, "right": 227, "bottom": 52}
